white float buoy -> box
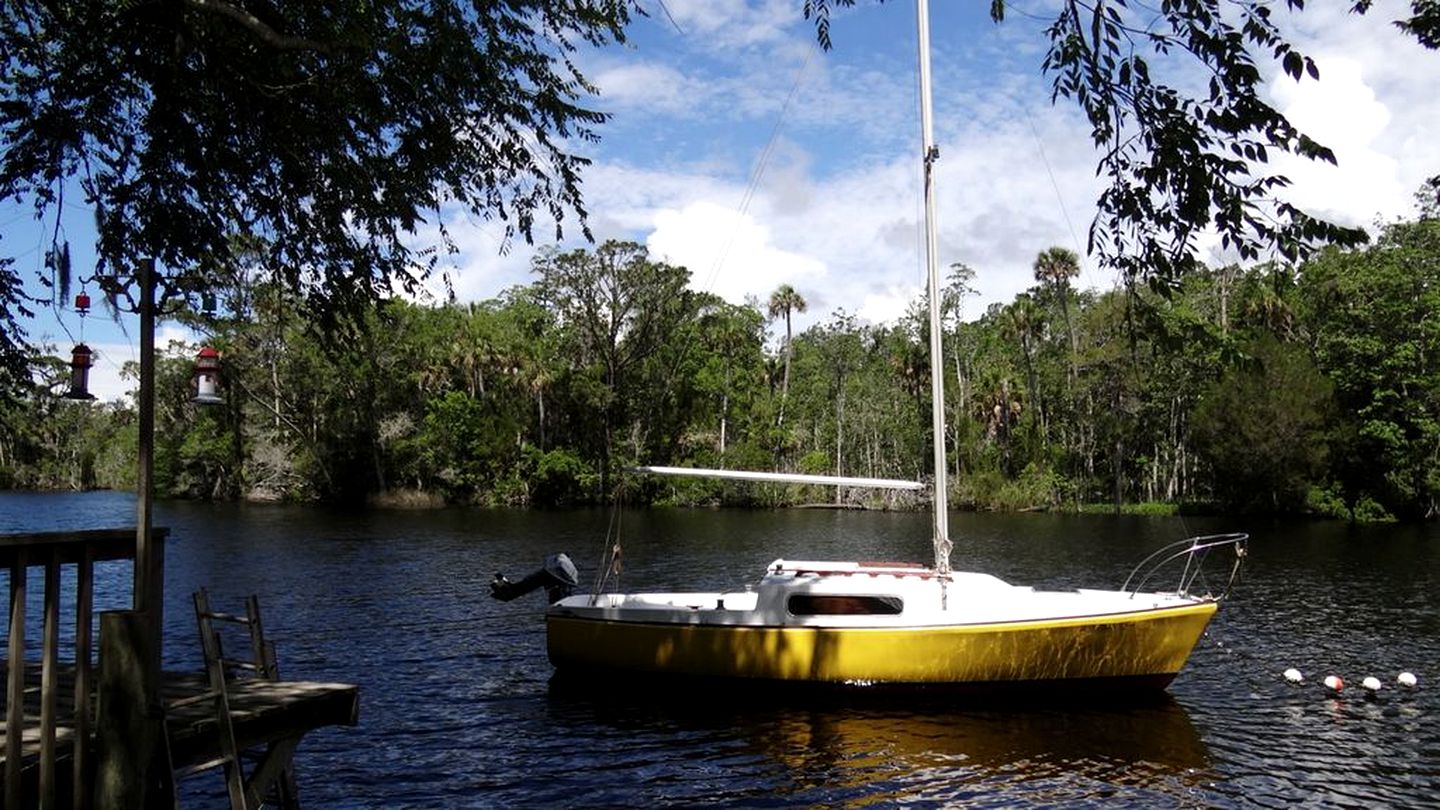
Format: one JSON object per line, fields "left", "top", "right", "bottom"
{"left": 1362, "top": 676, "right": 1382, "bottom": 692}
{"left": 1283, "top": 668, "right": 1303, "bottom": 684}
{"left": 1323, "top": 674, "right": 1344, "bottom": 692}
{"left": 1398, "top": 671, "right": 1418, "bottom": 688}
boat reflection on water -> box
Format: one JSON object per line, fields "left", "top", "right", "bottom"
{"left": 545, "top": 675, "right": 1212, "bottom": 802}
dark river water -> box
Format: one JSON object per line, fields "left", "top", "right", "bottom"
{"left": 2, "top": 491, "right": 1437, "bottom": 807}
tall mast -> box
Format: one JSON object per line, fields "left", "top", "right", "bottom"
{"left": 916, "top": 0, "right": 951, "bottom": 574}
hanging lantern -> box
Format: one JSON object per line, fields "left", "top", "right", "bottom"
{"left": 192, "top": 346, "right": 224, "bottom": 406}
{"left": 65, "top": 343, "right": 96, "bottom": 400}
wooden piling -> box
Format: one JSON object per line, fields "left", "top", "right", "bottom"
{"left": 93, "top": 610, "right": 170, "bottom": 809}
{"left": 6, "top": 550, "right": 26, "bottom": 810}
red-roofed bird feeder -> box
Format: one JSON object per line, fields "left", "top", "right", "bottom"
{"left": 65, "top": 342, "right": 96, "bottom": 400}
{"left": 192, "top": 345, "right": 224, "bottom": 406}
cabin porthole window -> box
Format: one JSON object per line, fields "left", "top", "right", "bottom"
{"left": 788, "top": 595, "right": 903, "bottom": 616}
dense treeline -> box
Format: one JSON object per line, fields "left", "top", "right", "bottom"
{"left": 3, "top": 215, "right": 1438, "bottom": 520}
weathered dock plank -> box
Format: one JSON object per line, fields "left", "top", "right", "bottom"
{"left": 1, "top": 662, "right": 358, "bottom": 805}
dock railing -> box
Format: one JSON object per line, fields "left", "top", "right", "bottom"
{"left": 1, "top": 527, "right": 167, "bottom": 809}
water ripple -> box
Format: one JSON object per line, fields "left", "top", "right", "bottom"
{"left": 5, "top": 495, "right": 1437, "bottom": 807}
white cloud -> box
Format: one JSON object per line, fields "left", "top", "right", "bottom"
{"left": 650, "top": 0, "right": 797, "bottom": 50}
{"left": 1263, "top": 6, "right": 1440, "bottom": 226}
{"left": 584, "top": 162, "right": 736, "bottom": 234}
{"left": 646, "top": 200, "right": 826, "bottom": 304}
{"left": 857, "top": 284, "right": 918, "bottom": 326}
{"left": 80, "top": 340, "right": 135, "bottom": 403}
{"left": 591, "top": 61, "right": 710, "bottom": 116}
{"left": 1269, "top": 57, "right": 1406, "bottom": 225}
{"left": 433, "top": 215, "right": 536, "bottom": 303}
{"left": 436, "top": 162, "right": 767, "bottom": 306}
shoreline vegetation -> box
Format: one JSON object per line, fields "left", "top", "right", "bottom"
{"left": 0, "top": 483, "right": 1205, "bottom": 521}
{"left": 4, "top": 216, "right": 1439, "bottom": 525}
{"left": 0, "top": 483, "right": 1356, "bottom": 524}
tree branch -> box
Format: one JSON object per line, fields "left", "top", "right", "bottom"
{"left": 180, "top": 0, "right": 330, "bottom": 53}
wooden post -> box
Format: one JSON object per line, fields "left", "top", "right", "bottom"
{"left": 135, "top": 257, "right": 163, "bottom": 670}
{"left": 74, "top": 544, "right": 95, "bottom": 810}
{"left": 40, "top": 552, "right": 62, "bottom": 805}
{"left": 93, "top": 611, "right": 171, "bottom": 809}
{"left": 244, "top": 735, "right": 301, "bottom": 807}
{"left": 6, "top": 551, "right": 27, "bottom": 809}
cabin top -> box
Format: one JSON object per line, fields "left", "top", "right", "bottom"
{"left": 767, "top": 559, "right": 932, "bottom": 578}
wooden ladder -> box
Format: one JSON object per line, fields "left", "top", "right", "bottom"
{"left": 167, "top": 589, "right": 298, "bottom": 809}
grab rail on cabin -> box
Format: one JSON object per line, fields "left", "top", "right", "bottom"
{"left": 1121, "top": 532, "right": 1248, "bottom": 600}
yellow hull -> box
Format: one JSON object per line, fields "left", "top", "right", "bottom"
{"left": 547, "top": 602, "right": 1217, "bottom": 686}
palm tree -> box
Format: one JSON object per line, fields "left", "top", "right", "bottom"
{"left": 1033, "top": 246, "right": 1081, "bottom": 380}
{"left": 1004, "top": 294, "right": 1046, "bottom": 443}
{"left": 767, "top": 283, "right": 807, "bottom": 428}
{"left": 1242, "top": 264, "right": 1297, "bottom": 339}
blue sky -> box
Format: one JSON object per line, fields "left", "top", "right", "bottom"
{"left": 6, "top": 0, "right": 1440, "bottom": 401}
{"left": 441, "top": 0, "right": 1440, "bottom": 323}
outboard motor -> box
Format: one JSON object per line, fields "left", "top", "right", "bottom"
{"left": 490, "top": 552, "right": 579, "bottom": 603}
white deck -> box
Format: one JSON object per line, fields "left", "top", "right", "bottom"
{"left": 551, "top": 559, "right": 1206, "bottom": 629}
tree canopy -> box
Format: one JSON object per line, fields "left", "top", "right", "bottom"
{"left": 0, "top": 0, "right": 635, "bottom": 392}
{"left": 806, "top": 0, "right": 1438, "bottom": 291}
{"left": 3, "top": 0, "right": 1438, "bottom": 409}
{"left": 8, "top": 218, "right": 1440, "bottom": 519}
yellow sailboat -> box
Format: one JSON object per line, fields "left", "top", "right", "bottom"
{"left": 543, "top": 529, "right": 1243, "bottom": 688}
{"left": 494, "top": 0, "right": 1246, "bottom": 690}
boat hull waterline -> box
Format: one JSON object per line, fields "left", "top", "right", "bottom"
{"left": 546, "top": 560, "right": 1219, "bottom": 687}
{"left": 548, "top": 604, "right": 1215, "bottom": 686}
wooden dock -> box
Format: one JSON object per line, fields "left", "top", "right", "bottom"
{"left": 2, "top": 528, "right": 359, "bottom": 808}
{"left": 1, "top": 662, "right": 358, "bottom": 805}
